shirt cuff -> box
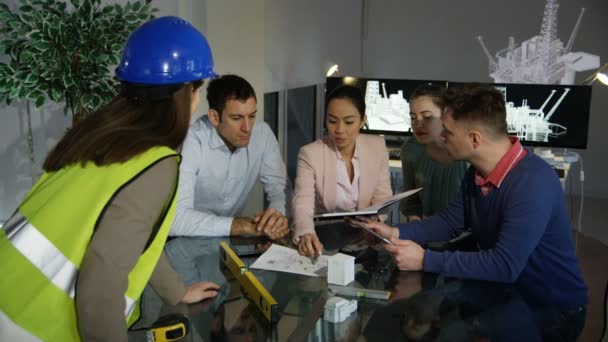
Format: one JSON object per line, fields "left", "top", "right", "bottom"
{"left": 422, "top": 249, "right": 445, "bottom": 274}
{"left": 216, "top": 216, "right": 234, "bottom": 236}
{"left": 268, "top": 201, "right": 287, "bottom": 216}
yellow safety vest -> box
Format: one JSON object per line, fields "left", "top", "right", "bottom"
{"left": 0, "top": 146, "right": 180, "bottom": 341}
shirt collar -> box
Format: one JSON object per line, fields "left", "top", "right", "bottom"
{"left": 334, "top": 141, "right": 360, "bottom": 161}
{"left": 475, "top": 137, "right": 526, "bottom": 188}
{"left": 204, "top": 115, "right": 232, "bottom": 150}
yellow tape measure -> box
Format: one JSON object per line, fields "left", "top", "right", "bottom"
{"left": 132, "top": 314, "right": 189, "bottom": 342}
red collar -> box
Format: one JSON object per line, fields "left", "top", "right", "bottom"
{"left": 475, "top": 137, "right": 527, "bottom": 191}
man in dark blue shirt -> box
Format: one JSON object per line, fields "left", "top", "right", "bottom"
{"left": 362, "top": 84, "right": 587, "bottom": 341}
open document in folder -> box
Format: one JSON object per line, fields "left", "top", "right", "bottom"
{"left": 313, "top": 188, "right": 422, "bottom": 221}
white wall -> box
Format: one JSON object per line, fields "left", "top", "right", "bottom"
{"left": 203, "top": 0, "right": 267, "bottom": 215}
{"left": 264, "top": 0, "right": 363, "bottom": 92}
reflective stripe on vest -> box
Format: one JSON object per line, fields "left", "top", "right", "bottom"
{"left": 2, "top": 211, "right": 137, "bottom": 314}
{"left": 0, "top": 147, "right": 180, "bottom": 341}
{"left": 2, "top": 212, "right": 137, "bottom": 317}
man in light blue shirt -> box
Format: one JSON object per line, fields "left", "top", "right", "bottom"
{"left": 171, "top": 75, "right": 289, "bottom": 239}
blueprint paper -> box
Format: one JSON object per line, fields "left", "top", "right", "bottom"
{"left": 250, "top": 244, "right": 328, "bottom": 277}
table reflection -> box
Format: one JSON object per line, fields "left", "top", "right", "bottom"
{"left": 131, "top": 236, "right": 575, "bottom": 342}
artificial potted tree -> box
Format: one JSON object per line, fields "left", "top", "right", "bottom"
{"left": 0, "top": 0, "right": 156, "bottom": 180}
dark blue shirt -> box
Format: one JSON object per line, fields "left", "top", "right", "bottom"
{"left": 397, "top": 152, "right": 587, "bottom": 308}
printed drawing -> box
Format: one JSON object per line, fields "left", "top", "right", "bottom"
{"left": 250, "top": 244, "right": 328, "bottom": 277}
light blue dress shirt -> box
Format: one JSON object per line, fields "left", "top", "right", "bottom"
{"left": 171, "top": 115, "right": 287, "bottom": 236}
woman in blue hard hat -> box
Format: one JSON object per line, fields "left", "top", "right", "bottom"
{"left": 0, "top": 17, "right": 219, "bottom": 341}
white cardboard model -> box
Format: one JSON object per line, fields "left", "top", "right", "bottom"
{"left": 324, "top": 296, "right": 357, "bottom": 323}
{"left": 327, "top": 253, "right": 355, "bottom": 286}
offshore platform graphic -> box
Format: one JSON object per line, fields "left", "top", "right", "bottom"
{"left": 478, "top": 0, "right": 599, "bottom": 85}
{"left": 497, "top": 86, "right": 569, "bottom": 142}
{"left": 364, "top": 80, "right": 411, "bottom": 132}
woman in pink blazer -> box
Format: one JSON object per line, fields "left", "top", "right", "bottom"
{"left": 292, "top": 85, "right": 393, "bottom": 257}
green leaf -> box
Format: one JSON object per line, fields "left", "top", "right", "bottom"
{"left": 0, "top": 12, "right": 14, "bottom": 23}
{"left": 101, "top": 6, "right": 113, "bottom": 15}
{"left": 25, "top": 30, "right": 42, "bottom": 41}
{"left": 92, "top": 93, "right": 103, "bottom": 109}
{"left": 9, "top": 19, "right": 23, "bottom": 31}
{"left": 81, "top": 93, "right": 92, "bottom": 108}
{"left": 19, "top": 13, "right": 34, "bottom": 25}
{"left": 50, "top": 87, "right": 61, "bottom": 101}
{"left": 18, "top": 84, "right": 29, "bottom": 98}
{"left": 29, "top": 88, "right": 42, "bottom": 99}
{"left": 24, "top": 73, "right": 37, "bottom": 84}
{"left": 82, "top": 0, "right": 93, "bottom": 22}
{"left": 4, "top": 78, "right": 15, "bottom": 89}
{"left": 0, "top": 63, "right": 14, "bottom": 74}
{"left": 111, "top": 43, "right": 122, "bottom": 54}
{"left": 32, "top": 40, "right": 50, "bottom": 52}
{"left": 9, "top": 47, "right": 19, "bottom": 61}
{"left": 25, "top": 87, "right": 38, "bottom": 100}
{"left": 42, "top": 19, "right": 50, "bottom": 36}
{"left": 19, "top": 50, "right": 33, "bottom": 63}
{"left": 13, "top": 71, "right": 27, "bottom": 82}
{"left": 57, "top": 21, "right": 65, "bottom": 37}
{"left": 18, "top": 5, "right": 33, "bottom": 13}
{"left": 35, "top": 95, "right": 45, "bottom": 108}
{"left": 61, "top": 73, "right": 70, "bottom": 88}
{"left": 97, "top": 54, "right": 109, "bottom": 64}
{"left": 38, "top": 82, "right": 49, "bottom": 94}
{"left": 9, "top": 85, "right": 20, "bottom": 99}
{"left": 70, "top": 0, "right": 81, "bottom": 9}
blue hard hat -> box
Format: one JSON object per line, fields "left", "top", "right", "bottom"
{"left": 116, "top": 16, "right": 217, "bottom": 85}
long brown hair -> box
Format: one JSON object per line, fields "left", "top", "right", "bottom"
{"left": 43, "top": 81, "right": 203, "bottom": 171}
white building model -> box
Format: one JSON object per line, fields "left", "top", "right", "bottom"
{"left": 478, "top": 0, "right": 599, "bottom": 85}
{"left": 497, "top": 86, "right": 569, "bottom": 142}
{"left": 364, "top": 80, "right": 411, "bottom": 132}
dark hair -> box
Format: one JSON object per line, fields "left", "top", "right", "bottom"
{"left": 444, "top": 83, "right": 508, "bottom": 137}
{"left": 43, "top": 81, "right": 203, "bottom": 171}
{"left": 206, "top": 74, "right": 256, "bottom": 116}
{"left": 410, "top": 84, "right": 447, "bottom": 111}
{"left": 325, "top": 85, "right": 366, "bottom": 120}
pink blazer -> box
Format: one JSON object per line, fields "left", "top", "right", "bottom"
{"left": 292, "top": 134, "right": 393, "bottom": 239}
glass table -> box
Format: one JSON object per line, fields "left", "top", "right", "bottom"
{"left": 129, "top": 230, "right": 569, "bottom": 342}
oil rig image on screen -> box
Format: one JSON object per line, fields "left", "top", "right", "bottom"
{"left": 477, "top": 0, "right": 599, "bottom": 85}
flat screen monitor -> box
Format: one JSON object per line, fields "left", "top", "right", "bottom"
{"left": 475, "top": 83, "right": 592, "bottom": 149}
{"left": 326, "top": 76, "right": 447, "bottom": 138}
{"left": 327, "top": 77, "right": 592, "bottom": 149}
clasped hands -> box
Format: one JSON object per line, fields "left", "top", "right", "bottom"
{"left": 234, "top": 208, "right": 289, "bottom": 240}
